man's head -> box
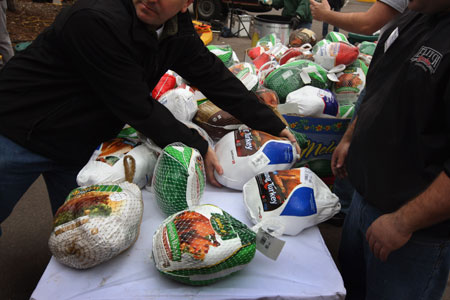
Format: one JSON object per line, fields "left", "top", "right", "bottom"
{"left": 408, "top": 0, "right": 450, "bottom": 14}
{"left": 133, "top": 0, "right": 194, "bottom": 28}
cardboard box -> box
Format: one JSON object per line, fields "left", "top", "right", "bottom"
{"left": 283, "top": 115, "right": 351, "bottom": 187}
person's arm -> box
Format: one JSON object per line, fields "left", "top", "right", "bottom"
{"left": 60, "top": 11, "right": 209, "bottom": 155}
{"left": 366, "top": 172, "right": 450, "bottom": 261}
{"left": 331, "top": 116, "right": 357, "bottom": 178}
{"left": 309, "top": 0, "right": 401, "bottom": 35}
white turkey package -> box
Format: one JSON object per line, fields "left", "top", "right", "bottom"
{"left": 284, "top": 86, "right": 339, "bottom": 118}
{"left": 243, "top": 168, "right": 340, "bottom": 235}
{"left": 77, "top": 138, "right": 158, "bottom": 188}
{"left": 214, "top": 128, "right": 299, "bottom": 190}
{"left": 49, "top": 182, "right": 143, "bottom": 269}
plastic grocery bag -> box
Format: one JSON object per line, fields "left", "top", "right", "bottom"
{"left": 229, "top": 62, "right": 258, "bottom": 91}
{"left": 77, "top": 138, "right": 158, "bottom": 189}
{"left": 158, "top": 87, "right": 198, "bottom": 122}
{"left": 264, "top": 59, "right": 329, "bottom": 103}
{"left": 214, "top": 128, "right": 299, "bottom": 190}
{"left": 152, "top": 204, "right": 256, "bottom": 285}
{"left": 152, "top": 143, "right": 206, "bottom": 215}
{"left": 312, "top": 40, "right": 359, "bottom": 70}
{"left": 285, "top": 86, "right": 339, "bottom": 118}
{"left": 333, "top": 59, "right": 367, "bottom": 105}
{"left": 243, "top": 167, "right": 340, "bottom": 235}
{"left": 49, "top": 182, "right": 143, "bottom": 269}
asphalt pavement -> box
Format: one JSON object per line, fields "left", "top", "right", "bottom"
{"left": 1, "top": 1, "right": 449, "bottom": 299}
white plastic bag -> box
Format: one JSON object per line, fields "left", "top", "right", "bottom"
{"left": 243, "top": 167, "right": 340, "bottom": 235}
{"left": 214, "top": 128, "right": 299, "bottom": 190}
{"left": 285, "top": 86, "right": 339, "bottom": 118}
{"left": 77, "top": 138, "right": 157, "bottom": 189}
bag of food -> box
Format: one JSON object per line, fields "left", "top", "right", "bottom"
{"left": 77, "top": 138, "right": 158, "bottom": 189}
{"left": 49, "top": 182, "right": 143, "bottom": 269}
{"left": 158, "top": 87, "right": 198, "bottom": 122}
{"left": 256, "top": 33, "right": 278, "bottom": 49}
{"left": 152, "top": 72, "right": 177, "bottom": 100}
{"left": 358, "top": 41, "right": 377, "bottom": 56}
{"left": 194, "top": 100, "right": 243, "bottom": 141}
{"left": 332, "top": 59, "right": 367, "bottom": 105}
{"left": 214, "top": 128, "right": 299, "bottom": 190}
{"left": 279, "top": 46, "right": 313, "bottom": 65}
{"left": 229, "top": 62, "right": 258, "bottom": 91}
{"left": 264, "top": 59, "right": 329, "bottom": 103}
{"left": 152, "top": 143, "right": 206, "bottom": 215}
{"left": 289, "top": 28, "right": 317, "bottom": 47}
{"left": 339, "top": 104, "right": 355, "bottom": 119}
{"left": 285, "top": 86, "right": 339, "bottom": 118}
{"left": 207, "top": 45, "right": 239, "bottom": 67}
{"left": 246, "top": 46, "right": 266, "bottom": 60}
{"left": 325, "top": 32, "right": 349, "bottom": 43}
{"left": 313, "top": 41, "right": 359, "bottom": 70}
{"left": 243, "top": 168, "right": 340, "bottom": 235}
{"left": 152, "top": 204, "right": 257, "bottom": 285}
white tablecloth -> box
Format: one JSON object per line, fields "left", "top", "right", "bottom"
{"left": 31, "top": 185, "right": 346, "bottom": 300}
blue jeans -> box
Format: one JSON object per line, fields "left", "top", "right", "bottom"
{"left": 339, "top": 192, "right": 450, "bottom": 300}
{"left": 0, "top": 135, "right": 80, "bottom": 234}
{"left": 322, "top": 7, "right": 341, "bottom": 37}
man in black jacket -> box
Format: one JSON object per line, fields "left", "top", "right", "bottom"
{"left": 0, "top": 0, "right": 296, "bottom": 232}
{"left": 336, "top": 1, "right": 450, "bottom": 299}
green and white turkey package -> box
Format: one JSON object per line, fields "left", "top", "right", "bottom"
{"left": 284, "top": 86, "right": 339, "bottom": 118}
{"left": 152, "top": 144, "right": 206, "bottom": 215}
{"left": 207, "top": 45, "right": 239, "bottom": 67}
{"left": 264, "top": 59, "right": 329, "bottom": 103}
{"left": 152, "top": 204, "right": 257, "bottom": 285}
{"left": 214, "top": 128, "right": 299, "bottom": 190}
{"left": 243, "top": 168, "right": 340, "bottom": 235}
{"left": 49, "top": 182, "right": 143, "bottom": 269}
{"left": 77, "top": 138, "right": 158, "bottom": 188}
{"left": 333, "top": 59, "right": 367, "bottom": 105}
{"left": 158, "top": 87, "right": 198, "bottom": 122}
{"left": 229, "top": 62, "right": 258, "bottom": 91}
{"left": 325, "top": 32, "right": 349, "bottom": 43}
{"left": 312, "top": 41, "right": 359, "bottom": 70}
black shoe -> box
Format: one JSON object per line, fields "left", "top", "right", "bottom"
{"left": 325, "top": 212, "right": 346, "bottom": 227}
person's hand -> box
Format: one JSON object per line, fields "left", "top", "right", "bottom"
{"left": 290, "top": 15, "right": 301, "bottom": 30}
{"left": 278, "top": 128, "right": 301, "bottom": 157}
{"left": 310, "top": 0, "right": 331, "bottom": 22}
{"left": 204, "top": 146, "right": 223, "bottom": 187}
{"left": 366, "top": 213, "right": 413, "bottom": 261}
{"left": 331, "top": 138, "right": 350, "bottom": 178}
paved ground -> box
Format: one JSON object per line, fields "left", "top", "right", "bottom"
{"left": 1, "top": 1, "right": 449, "bottom": 299}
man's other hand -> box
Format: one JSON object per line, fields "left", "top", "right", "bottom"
{"left": 204, "top": 146, "right": 223, "bottom": 187}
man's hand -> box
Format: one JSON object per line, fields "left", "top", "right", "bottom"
{"left": 331, "top": 138, "right": 350, "bottom": 178}
{"left": 290, "top": 15, "right": 301, "bottom": 30}
{"left": 279, "top": 128, "right": 301, "bottom": 156}
{"left": 310, "top": 0, "right": 331, "bottom": 22}
{"left": 366, "top": 213, "right": 412, "bottom": 261}
{"left": 204, "top": 146, "right": 223, "bottom": 187}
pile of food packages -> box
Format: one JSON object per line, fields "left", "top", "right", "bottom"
{"left": 48, "top": 29, "right": 376, "bottom": 285}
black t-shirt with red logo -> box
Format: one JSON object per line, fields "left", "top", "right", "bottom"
{"left": 347, "top": 10, "right": 450, "bottom": 237}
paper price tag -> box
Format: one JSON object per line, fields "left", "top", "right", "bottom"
{"left": 256, "top": 228, "right": 285, "bottom": 260}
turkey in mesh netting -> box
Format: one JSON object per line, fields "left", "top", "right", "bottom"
{"left": 152, "top": 143, "right": 206, "bottom": 215}
{"left": 49, "top": 182, "right": 143, "bottom": 269}
{"left": 152, "top": 204, "right": 257, "bottom": 285}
